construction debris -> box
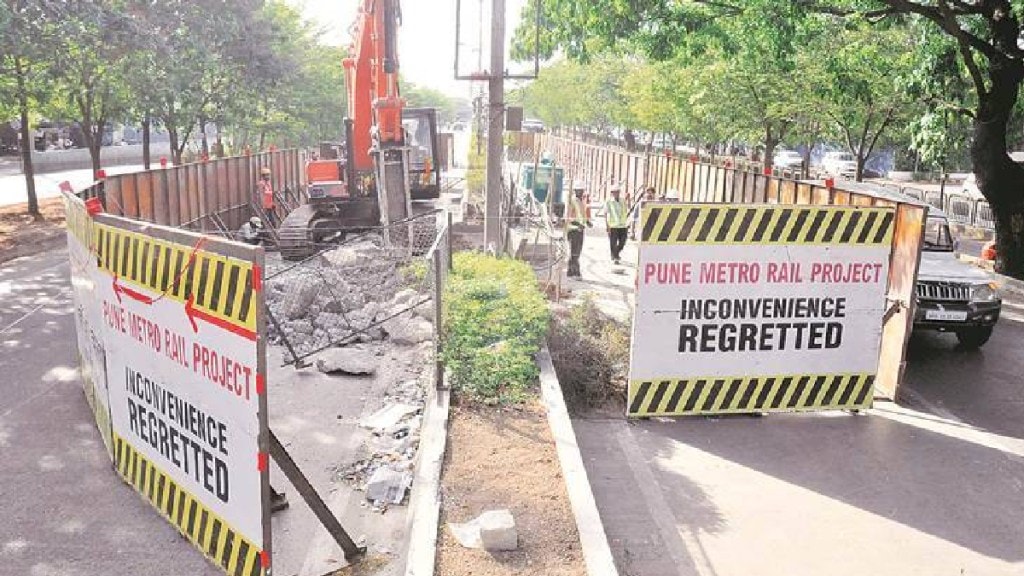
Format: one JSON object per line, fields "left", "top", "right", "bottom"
{"left": 315, "top": 348, "right": 378, "bottom": 375}
{"left": 264, "top": 238, "right": 436, "bottom": 356}
{"left": 365, "top": 466, "right": 412, "bottom": 505}
{"left": 448, "top": 510, "right": 519, "bottom": 551}
{"left": 359, "top": 403, "right": 420, "bottom": 431}
{"left": 336, "top": 357, "right": 430, "bottom": 505}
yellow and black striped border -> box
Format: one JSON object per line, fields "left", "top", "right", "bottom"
{"left": 92, "top": 224, "right": 258, "bottom": 335}
{"left": 627, "top": 373, "right": 874, "bottom": 417}
{"left": 641, "top": 204, "right": 895, "bottom": 246}
{"left": 114, "top": 434, "right": 265, "bottom": 576}
{"left": 63, "top": 194, "right": 94, "bottom": 249}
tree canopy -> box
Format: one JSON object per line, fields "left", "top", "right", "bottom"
{"left": 513, "top": 0, "right": 1024, "bottom": 276}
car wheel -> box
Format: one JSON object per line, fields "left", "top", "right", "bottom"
{"left": 955, "top": 326, "right": 993, "bottom": 349}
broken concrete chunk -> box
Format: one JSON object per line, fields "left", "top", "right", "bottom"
{"left": 385, "top": 318, "right": 433, "bottom": 345}
{"left": 479, "top": 509, "right": 518, "bottom": 551}
{"left": 391, "top": 288, "right": 418, "bottom": 308}
{"left": 291, "top": 319, "right": 314, "bottom": 335}
{"left": 281, "top": 281, "right": 320, "bottom": 319}
{"left": 359, "top": 403, "right": 420, "bottom": 432}
{"left": 365, "top": 466, "right": 411, "bottom": 504}
{"left": 449, "top": 510, "right": 518, "bottom": 551}
{"left": 448, "top": 519, "right": 483, "bottom": 549}
{"left": 315, "top": 348, "right": 377, "bottom": 375}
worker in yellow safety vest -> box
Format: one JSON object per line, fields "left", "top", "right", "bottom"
{"left": 258, "top": 167, "right": 277, "bottom": 227}
{"left": 565, "top": 181, "right": 591, "bottom": 278}
{"left": 604, "top": 184, "right": 629, "bottom": 264}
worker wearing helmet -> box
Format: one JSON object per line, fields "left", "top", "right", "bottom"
{"left": 258, "top": 167, "right": 277, "bottom": 227}
{"left": 565, "top": 181, "right": 591, "bottom": 278}
{"left": 604, "top": 184, "right": 629, "bottom": 264}
{"left": 238, "top": 216, "right": 264, "bottom": 245}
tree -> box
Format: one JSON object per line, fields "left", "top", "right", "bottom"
{"left": 804, "top": 19, "right": 912, "bottom": 180}
{"left": 404, "top": 83, "right": 459, "bottom": 123}
{"left": 47, "top": 2, "right": 136, "bottom": 175}
{"left": 515, "top": 0, "right": 1024, "bottom": 277}
{"left": 0, "top": 1, "right": 54, "bottom": 218}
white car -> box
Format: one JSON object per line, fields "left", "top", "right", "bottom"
{"left": 821, "top": 151, "right": 858, "bottom": 178}
{"left": 773, "top": 149, "right": 803, "bottom": 169}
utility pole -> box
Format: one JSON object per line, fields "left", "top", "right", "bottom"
{"left": 483, "top": 0, "right": 505, "bottom": 251}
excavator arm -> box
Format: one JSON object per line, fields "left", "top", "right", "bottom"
{"left": 343, "top": 0, "right": 405, "bottom": 174}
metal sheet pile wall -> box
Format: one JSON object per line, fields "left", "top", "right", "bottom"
{"left": 78, "top": 149, "right": 308, "bottom": 232}
{"left": 536, "top": 134, "right": 927, "bottom": 400}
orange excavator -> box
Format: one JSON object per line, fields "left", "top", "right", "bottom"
{"left": 278, "top": 0, "right": 441, "bottom": 260}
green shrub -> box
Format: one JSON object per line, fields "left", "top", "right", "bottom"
{"left": 441, "top": 252, "right": 549, "bottom": 403}
{"left": 549, "top": 296, "right": 630, "bottom": 413}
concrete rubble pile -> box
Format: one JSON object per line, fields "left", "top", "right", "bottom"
{"left": 336, "top": 357, "right": 430, "bottom": 509}
{"left": 264, "top": 239, "right": 435, "bottom": 354}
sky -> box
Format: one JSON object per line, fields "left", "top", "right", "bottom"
{"left": 290, "top": 0, "right": 529, "bottom": 98}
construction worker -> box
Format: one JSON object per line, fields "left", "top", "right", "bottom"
{"left": 630, "top": 186, "right": 657, "bottom": 240}
{"left": 238, "top": 216, "right": 264, "bottom": 245}
{"left": 604, "top": 184, "right": 629, "bottom": 264}
{"left": 565, "top": 181, "right": 591, "bottom": 278}
{"left": 258, "top": 167, "right": 277, "bottom": 227}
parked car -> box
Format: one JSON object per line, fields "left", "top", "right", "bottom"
{"left": 913, "top": 210, "right": 1001, "bottom": 348}
{"left": 773, "top": 149, "right": 803, "bottom": 170}
{"left": 820, "top": 151, "right": 858, "bottom": 178}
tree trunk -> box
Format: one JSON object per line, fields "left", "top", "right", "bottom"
{"left": 973, "top": 58, "right": 1024, "bottom": 278}
{"left": 200, "top": 115, "right": 209, "bottom": 156}
{"left": 14, "top": 58, "right": 40, "bottom": 220}
{"left": 168, "top": 127, "right": 182, "bottom": 165}
{"left": 763, "top": 125, "right": 778, "bottom": 171}
{"left": 802, "top": 140, "right": 813, "bottom": 179}
{"left": 142, "top": 115, "right": 151, "bottom": 169}
{"left": 89, "top": 139, "right": 102, "bottom": 175}
{"left": 855, "top": 155, "right": 865, "bottom": 183}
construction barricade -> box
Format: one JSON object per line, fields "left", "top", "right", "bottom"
{"left": 531, "top": 135, "right": 927, "bottom": 416}
{"left": 63, "top": 191, "right": 272, "bottom": 574}
{"left": 629, "top": 203, "right": 894, "bottom": 416}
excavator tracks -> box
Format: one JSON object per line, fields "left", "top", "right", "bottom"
{"left": 277, "top": 205, "right": 320, "bottom": 260}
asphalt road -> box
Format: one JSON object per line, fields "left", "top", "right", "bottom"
{"left": 903, "top": 291, "right": 1024, "bottom": 439}
{"left": 0, "top": 247, "right": 221, "bottom": 576}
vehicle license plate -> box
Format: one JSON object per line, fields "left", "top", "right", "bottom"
{"left": 926, "top": 310, "right": 968, "bottom": 322}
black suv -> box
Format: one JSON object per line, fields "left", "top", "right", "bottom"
{"left": 913, "top": 211, "right": 1001, "bottom": 348}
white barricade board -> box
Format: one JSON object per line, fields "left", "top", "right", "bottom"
{"left": 64, "top": 194, "right": 114, "bottom": 457}
{"left": 62, "top": 193, "right": 270, "bottom": 575}
{"left": 628, "top": 202, "right": 894, "bottom": 417}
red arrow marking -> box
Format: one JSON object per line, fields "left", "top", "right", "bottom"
{"left": 185, "top": 295, "right": 257, "bottom": 341}
{"left": 113, "top": 275, "right": 154, "bottom": 305}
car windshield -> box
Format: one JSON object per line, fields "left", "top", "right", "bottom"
{"left": 831, "top": 153, "right": 854, "bottom": 161}
{"left": 922, "top": 217, "right": 955, "bottom": 252}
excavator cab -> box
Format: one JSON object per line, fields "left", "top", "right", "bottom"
{"left": 401, "top": 107, "right": 441, "bottom": 200}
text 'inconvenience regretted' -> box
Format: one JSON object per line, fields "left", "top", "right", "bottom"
{"left": 101, "top": 298, "right": 256, "bottom": 503}
{"left": 642, "top": 258, "right": 885, "bottom": 354}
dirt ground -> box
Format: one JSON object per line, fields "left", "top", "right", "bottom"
{"left": 0, "top": 197, "right": 66, "bottom": 263}
{"left": 435, "top": 400, "right": 586, "bottom": 576}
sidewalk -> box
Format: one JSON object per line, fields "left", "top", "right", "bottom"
{"left": 556, "top": 225, "right": 1024, "bottom": 576}
{"left": 560, "top": 225, "right": 638, "bottom": 323}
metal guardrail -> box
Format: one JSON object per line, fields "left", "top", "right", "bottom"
{"left": 889, "top": 186, "right": 994, "bottom": 231}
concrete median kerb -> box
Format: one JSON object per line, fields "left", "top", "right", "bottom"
{"left": 959, "top": 254, "right": 1024, "bottom": 298}
{"left": 537, "top": 344, "right": 620, "bottom": 576}
{"left": 402, "top": 385, "right": 451, "bottom": 576}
